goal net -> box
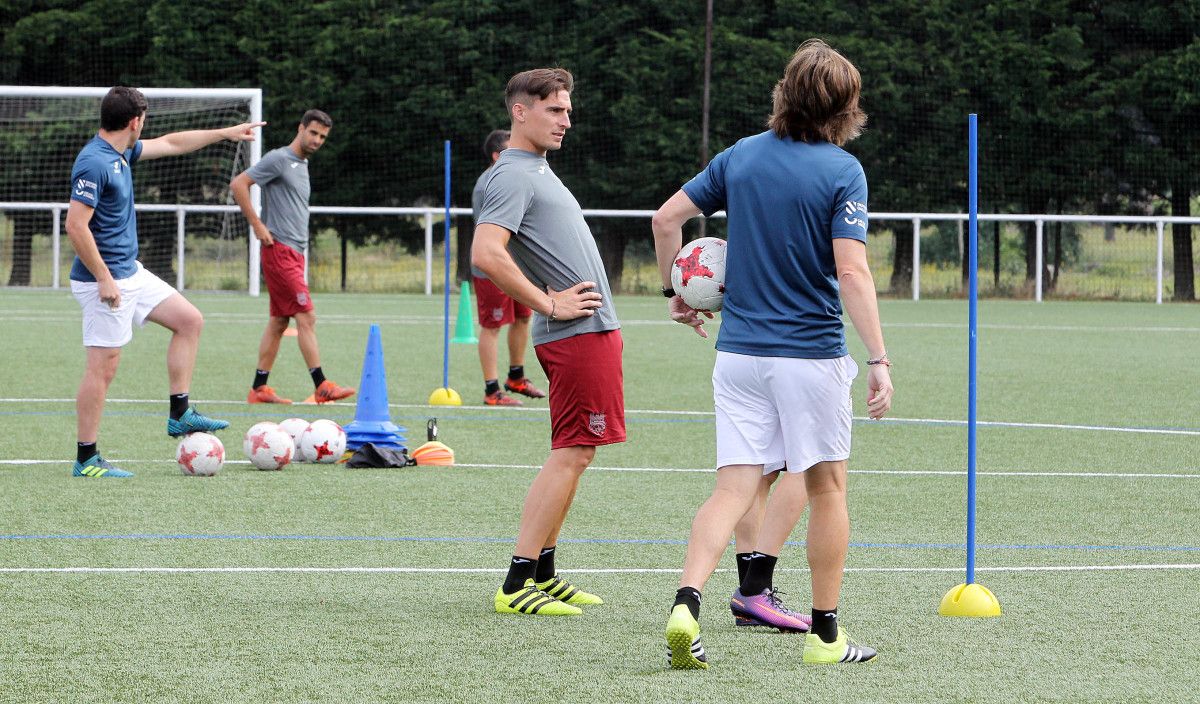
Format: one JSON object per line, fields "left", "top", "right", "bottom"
{"left": 0, "top": 87, "right": 261, "bottom": 292}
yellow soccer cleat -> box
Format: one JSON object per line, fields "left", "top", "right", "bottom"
{"left": 494, "top": 579, "right": 582, "bottom": 616}
{"left": 665, "top": 604, "right": 709, "bottom": 670}
{"left": 536, "top": 574, "right": 604, "bottom": 605}
{"left": 802, "top": 628, "right": 878, "bottom": 664}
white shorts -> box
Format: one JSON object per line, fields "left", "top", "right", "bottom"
{"left": 713, "top": 351, "right": 858, "bottom": 474}
{"left": 71, "top": 262, "right": 176, "bottom": 348}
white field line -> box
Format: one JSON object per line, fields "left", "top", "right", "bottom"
{"left": 4, "top": 309, "right": 1199, "bottom": 333}
{"left": 1, "top": 397, "right": 1197, "bottom": 436}
{"left": 1, "top": 564, "right": 1197, "bottom": 575}
{"left": 2, "top": 458, "right": 1196, "bottom": 479}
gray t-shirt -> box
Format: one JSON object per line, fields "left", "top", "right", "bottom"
{"left": 246, "top": 146, "right": 310, "bottom": 253}
{"left": 470, "top": 165, "right": 492, "bottom": 279}
{"left": 476, "top": 148, "right": 620, "bottom": 345}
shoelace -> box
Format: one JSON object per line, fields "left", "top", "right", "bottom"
{"left": 765, "top": 588, "right": 804, "bottom": 617}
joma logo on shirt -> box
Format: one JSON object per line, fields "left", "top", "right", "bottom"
{"left": 112, "top": 160, "right": 122, "bottom": 173}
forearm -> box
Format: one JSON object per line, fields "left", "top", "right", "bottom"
{"left": 158, "top": 129, "right": 227, "bottom": 156}
{"left": 474, "top": 249, "right": 552, "bottom": 315}
{"left": 652, "top": 190, "right": 702, "bottom": 287}
{"left": 839, "top": 267, "right": 887, "bottom": 358}
{"left": 230, "top": 179, "right": 263, "bottom": 227}
{"left": 67, "top": 226, "right": 113, "bottom": 282}
{"left": 652, "top": 218, "right": 684, "bottom": 287}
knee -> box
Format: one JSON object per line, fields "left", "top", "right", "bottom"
{"left": 559, "top": 446, "right": 595, "bottom": 474}
{"left": 182, "top": 308, "right": 204, "bottom": 336}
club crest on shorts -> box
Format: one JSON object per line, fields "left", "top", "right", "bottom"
{"left": 588, "top": 412, "right": 606, "bottom": 436}
{"left": 296, "top": 292, "right": 309, "bottom": 306}
{"left": 491, "top": 307, "right": 504, "bottom": 321}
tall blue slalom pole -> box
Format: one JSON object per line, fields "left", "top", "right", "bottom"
{"left": 428, "top": 140, "right": 462, "bottom": 406}
{"left": 940, "top": 114, "right": 1000, "bottom": 617}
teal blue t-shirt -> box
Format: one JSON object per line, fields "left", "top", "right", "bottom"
{"left": 69, "top": 135, "right": 143, "bottom": 282}
{"left": 682, "top": 131, "right": 868, "bottom": 359}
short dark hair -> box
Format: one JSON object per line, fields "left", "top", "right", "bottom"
{"left": 482, "top": 129, "right": 510, "bottom": 159}
{"left": 504, "top": 68, "right": 573, "bottom": 113}
{"left": 301, "top": 109, "right": 332, "bottom": 128}
{"left": 100, "top": 86, "right": 148, "bottom": 131}
{"left": 767, "top": 39, "right": 866, "bottom": 146}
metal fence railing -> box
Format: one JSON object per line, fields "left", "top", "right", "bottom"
{"left": 2, "top": 202, "right": 1198, "bottom": 303}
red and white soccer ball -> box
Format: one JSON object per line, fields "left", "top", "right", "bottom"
{"left": 177, "top": 432, "right": 225, "bottom": 476}
{"left": 299, "top": 419, "right": 346, "bottom": 464}
{"left": 670, "top": 236, "right": 727, "bottom": 312}
{"left": 243, "top": 421, "right": 280, "bottom": 459}
{"left": 245, "top": 425, "right": 294, "bottom": 471}
{"left": 278, "top": 418, "right": 312, "bottom": 454}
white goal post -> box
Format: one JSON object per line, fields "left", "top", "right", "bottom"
{"left": 0, "top": 85, "right": 264, "bottom": 295}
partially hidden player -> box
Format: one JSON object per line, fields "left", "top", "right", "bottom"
{"left": 230, "top": 110, "right": 355, "bottom": 406}
{"left": 652, "top": 39, "right": 894, "bottom": 667}
{"left": 67, "top": 86, "right": 260, "bottom": 478}
{"left": 470, "top": 128, "right": 546, "bottom": 406}
{"left": 472, "top": 68, "right": 624, "bottom": 616}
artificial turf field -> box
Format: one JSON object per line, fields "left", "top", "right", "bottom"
{"left": 2, "top": 288, "right": 1198, "bottom": 703}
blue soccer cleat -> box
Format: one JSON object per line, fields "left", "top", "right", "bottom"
{"left": 72, "top": 454, "right": 134, "bottom": 478}
{"left": 167, "top": 407, "right": 230, "bottom": 437}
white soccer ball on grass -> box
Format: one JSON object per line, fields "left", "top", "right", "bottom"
{"left": 243, "top": 421, "right": 280, "bottom": 459}
{"left": 177, "top": 432, "right": 225, "bottom": 476}
{"left": 245, "top": 425, "right": 294, "bottom": 471}
{"left": 278, "top": 418, "right": 312, "bottom": 454}
{"left": 298, "top": 419, "right": 346, "bottom": 464}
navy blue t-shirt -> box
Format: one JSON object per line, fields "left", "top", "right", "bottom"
{"left": 69, "top": 135, "right": 144, "bottom": 282}
{"left": 682, "top": 131, "right": 868, "bottom": 359}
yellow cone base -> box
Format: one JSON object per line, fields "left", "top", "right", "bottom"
{"left": 428, "top": 387, "right": 462, "bottom": 406}
{"left": 939, "top": 582, "right": 1002, "bottom": 617}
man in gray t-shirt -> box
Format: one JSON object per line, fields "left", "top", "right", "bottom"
{"left": 470, "top": 129, "right": 546, "bottom": 407}
{"left": 230, "top": 109, "right": 355, "bottom": 406}
{"left": 473, "top": 68, "right": 625, "bottom": 616}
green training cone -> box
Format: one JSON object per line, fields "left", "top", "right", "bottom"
{"left": 451, "top": 280, "right": 479, "bottom": 344}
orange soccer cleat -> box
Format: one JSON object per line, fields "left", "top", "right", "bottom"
{"left": 504, "top": 377, "right": 546, "bottom": 399}
{"left": 484, "top": 390, "right": 522, "bottom": 406}
{"left": 247, "top": 385, "right": 293, "bottom": 404}
{"left": 305, "top": 379, "right": 356, "bottom": 404}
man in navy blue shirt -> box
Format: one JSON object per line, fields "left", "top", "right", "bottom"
{"left": 67, "top": 86, "right": 264, "bottom": 477}
{"left": 653, "top": 40, "right": 894, "bottom": 667}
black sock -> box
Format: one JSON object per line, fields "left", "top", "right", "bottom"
{"left": 740, "top": 551, "right": 778, "bottom": 595}
{"left": 169, "top": 393, "right": 189, "bottom": 420}
{"left": 674, "top": 587, "right": 702, "bottom": 621}
{"left": 812, "top": 608, "right": 839, "bottom": 643}
{"left": 252, "top": 369, "right": 269, "bottom": 389}
{"left": 507, "top": 365, "right": 524, "bottom": 381}
{"left": 485, "top": 379, "right": 500, "bottom": 396}
{"left": 309, "top": 367, "right": 326, "bottom": 388}
{"left": 77, "top": 442, "right": 97, "bottom": 464}
{"left": 735, "top": 552, "right": 754, "bottom": 584}
{"left": 503, "top": 555, "right": 538, "bottom": 594}
{"left": 535, "top": 546, "right": 556, "bottom": 582}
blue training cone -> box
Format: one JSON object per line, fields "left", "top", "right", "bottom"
{"left": 343, "top": 324, "right": 406, "bottom": 451}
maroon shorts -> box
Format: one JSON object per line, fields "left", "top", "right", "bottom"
{"left": 473, "top": 276, "right": 531, "bottom": 329}
{"left": 262, "top": 242, "right": 313, "bottom": 318}
{"left": 535, "top": 329, "right": 625, "bottom": 449}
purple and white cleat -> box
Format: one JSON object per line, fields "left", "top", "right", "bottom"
{"left": 730, "top": 588, "right": 813, "bottom": 632}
